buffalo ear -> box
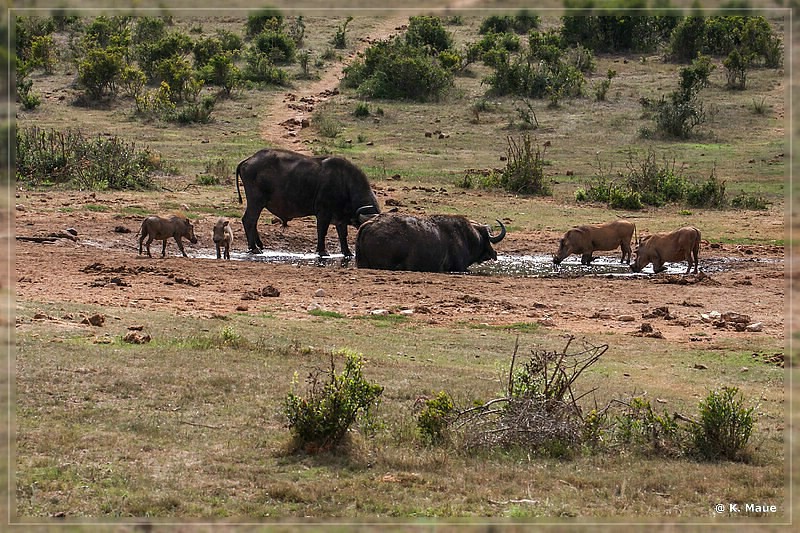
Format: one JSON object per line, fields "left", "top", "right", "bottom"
{"left": 223, "top": 220, "right": 230, "bottom": 227}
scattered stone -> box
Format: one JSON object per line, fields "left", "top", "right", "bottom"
{"left": 643, "top": 306, "right": 674, "bottom": 320}
{"left": 315, "top": 288, "right": 326, "bottom": 298}
{"left": 65, "top": 227, "right": 78, "bottom": 236}
{"left": 537, "top": 317, "right": 555, "bottom": 327}
{"left": 186, "top": 297, "right": 196, "bottom": 303}
{"left": 371, "top": 309, "right": 390, "bottom": 316}
{"left": 16, "top": 204, "right": 26, "bottom": 211}
{"left": 262, "top": 285, "right": 280, "bottom": 297}
{"left": 123, "top": 331, "right": 151, "bottom": 344}
{"left": 722, "top": 312, "right": 751, "bottom": 324}
{"left": 82, "top": 314, "right": 105, "bottom": 327}
{"left": 400, "top": 309, "right": 414, "bottom": 316}
{"left": 745, "top": 322, "right": 763, "bottom": 332}
{"left": 701, "top": 311, "right": 722, "bottom": 322}
{"left": 617, "top": 315, "right": 636, "bottom": 322}
{"left": 127, "top": 325, "right": 144, "bottom": 331}
{"left": 235, "top": 305, "right": 248, "bottom": 312}
{"left": 740, "top": 367, "right": 749, "bottom": 373}
{"left": 693, "top": 363, "right": 708, "bottom": 370}
{"left": 640, "top": 322, "right": 653, "bottom": 333}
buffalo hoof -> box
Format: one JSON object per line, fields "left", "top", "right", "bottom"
{"left": 248, "top": 248, "right": 263, "bottom": 255}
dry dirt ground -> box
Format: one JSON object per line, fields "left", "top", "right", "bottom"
{"left": 13, "top": 190, "right": 786, "bottom": 350}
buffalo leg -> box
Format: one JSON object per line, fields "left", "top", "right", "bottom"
{"left": 216, "top": 243, "right": 222, "bottom": 260}
{"left": 315, "top": 216, "right": 331, "bottom": 257}
{"left": 161, "top": 239, "right": 167, "bottom": 258}
{"left": 242, "top": 205, "right": 264, "bottom": 253}
{"left": 175, "top": 237, "right": 187, "bottom": 257}
{"left": 138, "top": 233, "right": 146, "bottom": 255}
{"left": 581, "top": 253, "right": 593, "bottom": 265}
{"left": 334, "top": 222, "right": 351, "bottom": 257}
{"left": 145, "top": 236, "right": 154, "bottom": 258}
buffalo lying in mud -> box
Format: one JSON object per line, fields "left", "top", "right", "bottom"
{"left": 138, "top": 215, "right": 198, "bottom": 258}
{"left": 355, "top": 214, "right": 506, "bottom": 273}
{"left": 553, "top": 220, "right": 636, "bottom": 266}
{"left": 630, "top": 226, "right": 701, "bottom": 274}
{"left": 236, "top": 148, "right": 381, "bottom": 257}
{"left": 212, "top": 218, "right": 234, "bottom": 260}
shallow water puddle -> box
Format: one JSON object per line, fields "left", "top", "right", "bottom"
{"left": 193, "top": 249, "right": 780, "bottom": 277}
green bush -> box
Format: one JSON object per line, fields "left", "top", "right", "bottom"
{"left": 171, "top": 95, "right": 216, "bottom": 124}
{"left": 15, "top": 16, "right": 56, "bottom": 62}
{"left": 609, "top": 187, "right": 642, "bottom": 210}
{"left": 561, "top": 14, "right": 677, "bottom": 54}
{"left": 643, "top": 56, "right": 713, "bottom": 139}
{"left": 136, "top": 31, "right": 194, "bottom": 81}
{"left": 82, "top": 15, "right": 131, "bottom": 50}
{"left": 16, "top": 127, "right": 160, "bottom": 190}
{"left": 405, "top": 15, "right": 453, "bottom": 54}
{"left": 284, "top": 350, "right": 384, "bottom": 452}
{"left": 491, "top": 135, "right": 550, "bottom": 196}
{"left": 731, "top": 192, "right": 769, "bottom": 210}
{"left": 197, "top": 53, "right": 241, "bottom": 96}
{"left": 332, "top": 16, "right": 353, "bottom": 49}
{"left": 686, "top": 173, "right": 727, "bottom": 208}
{"left": 723, "top": 48, "right": 752, "bottom": 90}
{"left": 353, "top": 101, "right": 370, "bottom": 118}
{"left": 246, "top": 10, "right": 284, "bottom": 37}
{"left": 417, "top": 391, "right": 455, "bottom": 445}
{"left": 692, "top": 386, "right": 755, "bottom": 461}
{"left": 670, "top": 15, "right": 782, "bottom": 66}
{"left": 242, "top": 50, "right": 289, "bottom": 86}
{"left": 132, "top": 16, "right": 166, "bottom": 46}
{"left": 252, "top": 29, "right": 296, "bottom": 64}
{"left": 77, "top": 47, "right": 125, "bottom": 98}
{"left": 343, "top": 39, "right": 453, "bottom": 101}
{"left": 614, "top": 397, "right": 682, "bottom": 456}
{"left": 485, "top": 33, "right": 585, "bottom": 102}
{"left": 479, "top": 13, "right": 539, "bottom": 35}
{"left": 154, "top": 56, "right": 201, "bottom": 103}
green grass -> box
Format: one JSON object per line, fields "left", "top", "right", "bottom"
{"left": 14, "top": 302, "right": 786, "bottom": 519}
{"left": 309, "top": 309, "right": 346, "bottom": 319}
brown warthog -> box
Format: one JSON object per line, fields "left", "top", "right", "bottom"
{"left": 212, "top": 217, "right": 234, "bottom": 260}
{"left": 630, "top": 226, "right": 701, "bottom": 274}
{"left": 137, "top": 215, "right": 198, "bottom": 258}
{"left": 553, "top": 220, "right": 636, "bottom": 265}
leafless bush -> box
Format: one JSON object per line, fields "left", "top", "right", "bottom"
{"left": 454, "top": 336, "right": 607, "bottom": 454}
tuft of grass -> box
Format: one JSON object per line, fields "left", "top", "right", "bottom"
{"left": 309, "top": 309, "right": 346, "bottom": 319}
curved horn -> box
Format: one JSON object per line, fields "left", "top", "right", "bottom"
{"left": 356, "top": 205, "right": 378, "bottom": 225}
{"left": 488, "top": 219, "right": 506, "bottom": 244}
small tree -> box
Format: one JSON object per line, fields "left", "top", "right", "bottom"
{"left": 284, "top": 350, "right": 384, "bottom": 453}
{"left": 78, "top": 47, "right": 125, "bottom": 98}
{"left": 332, "top": 16, "right": 353, "bottom": 49}
{"left": 692, "top": 386, "right": 755, "bottom": 461}
{"left": 723, "top": 48, "right": 752, "bottom": 90}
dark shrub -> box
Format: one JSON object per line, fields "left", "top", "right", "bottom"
{"left": 405, "top": 15, "right": 453, "bottom": 54}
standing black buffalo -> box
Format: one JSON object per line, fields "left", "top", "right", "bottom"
{"left": 236, "top": 148, "right": 381, "bottom": 256}
{"left": 355, "top": 213, "right": 506, "bottom": 272}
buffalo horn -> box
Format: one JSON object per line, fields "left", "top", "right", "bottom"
{"left": 356, "top": 205, "right": 378, "bottom": 224}
{"left": 488, "top": 219, "right": 506, "bottom": 244}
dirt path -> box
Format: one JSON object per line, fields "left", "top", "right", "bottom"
{"left": 259, "top": 16, "right": 409, "bottom": 151}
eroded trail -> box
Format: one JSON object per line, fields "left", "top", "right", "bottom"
{"left": 258, "top": 16, "right": 409, "bottom": 152}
